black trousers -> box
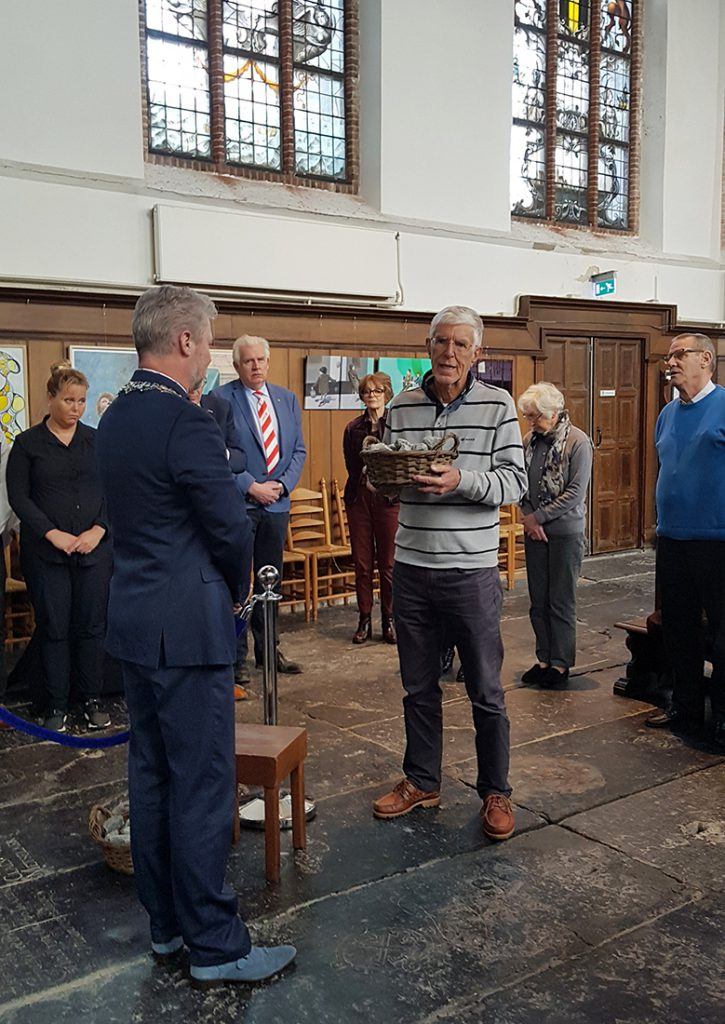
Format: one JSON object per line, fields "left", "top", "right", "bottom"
{"left": 524, "top": 534, "right": 584, "bottom": 669}
{"left": 21, "top": 546, "right": 111, "bottom": 711}
{"left": 241, "top": 507, "right": 289, "bottom": 666}
{"left": 122, "top": 657, "right": 251, "bottom": 966}
{"left": 393, "top": 561, "right": 511, "bottom": 799}
{"left": 657, "top": 537, "right": 725, "bottom": 723}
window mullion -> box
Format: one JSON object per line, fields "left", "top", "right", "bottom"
{"left": 278, "top": 1, "right": 296, "bottom": 175}
{"left": 544, "top": 0, "right": 558, "bottom": 220}
{"left": 587, "top": 0, "right": 602, "bottom": 227}
{"left": 207, "top": 0, "right": 227, "bottom": 168}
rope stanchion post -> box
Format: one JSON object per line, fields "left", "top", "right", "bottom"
{"left": 237, "top": 565, "right": 316, "bottom": 831}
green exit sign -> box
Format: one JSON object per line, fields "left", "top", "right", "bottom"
{"left": 592, "top": 272, "right": 617, "bottom": 297}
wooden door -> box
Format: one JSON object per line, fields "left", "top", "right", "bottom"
{"left": 544, "top": 335, "right": 643, "bottom": 554}
{"left": 591, "top": 339, "right": 642, "bottom": 552}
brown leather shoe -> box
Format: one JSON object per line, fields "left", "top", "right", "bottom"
{"left": 481, "top": 794, "right": 515, "bottom": 841}
{"left": 234, "top": 684, "right": 249, "bottom": 702}
{"left": 372, "top": 778, "right": 440, "bottom": 819}
{"left": 352, "top": 615, "right": 372, "bottom": 644}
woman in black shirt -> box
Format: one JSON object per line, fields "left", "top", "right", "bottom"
{"left": 7, "top": 363, "right": 112, "bottom": 732}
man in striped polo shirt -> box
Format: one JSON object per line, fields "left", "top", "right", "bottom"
{"left": 372, "top": 305, "right": 527, "bottom": 841}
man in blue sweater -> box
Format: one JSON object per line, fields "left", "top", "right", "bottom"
{"left": 646, "top": 333, "right": 725, "bottom": 751}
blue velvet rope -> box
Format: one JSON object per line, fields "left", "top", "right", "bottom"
{"left": 0, "top": 706, "right": 130, "bottom": 748}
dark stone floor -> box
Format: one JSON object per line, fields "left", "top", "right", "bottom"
{"left": 1, "top": 550, "right": 724, "bottom": 1023}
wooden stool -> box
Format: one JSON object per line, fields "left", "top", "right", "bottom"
{"left": 233, "top": 723, "right": 308, "bottom": 884}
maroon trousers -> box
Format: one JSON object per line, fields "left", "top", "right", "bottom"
{"left": 346, "top": 487, "right": 399, "bottom": 618}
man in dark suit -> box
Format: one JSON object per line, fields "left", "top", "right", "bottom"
{"left": 214, "top": 334, "right": 307, "bottom": 676}
{"left": 96, "top": 285, "right": 295, "bottom": 987}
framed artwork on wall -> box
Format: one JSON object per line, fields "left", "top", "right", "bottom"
{"left": 340, "top": 357, "right": 374, "bottom": 409}
{"left": 69, "top": 347, "right": 139, "bottom": 428}
{"left": 0, "top": 344, "right": 28, "bottom": 443}
{"left": 376, "top": 357, "right": 431, "bottom": 396}
{"left": 206, "top": 349, "right": 237, "bottom": 392}
{"left": 304, "top": 356, "right": 343, "bottom": 410}
{"left": 475, "top": 359, "right": 513, "bottom": 394}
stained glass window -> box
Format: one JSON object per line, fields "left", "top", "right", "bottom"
{"left": 511, "top": 0, "right": 636, "bottom": 231}
{"left": 143, "top": 0, "right": 352, "bottom": 183}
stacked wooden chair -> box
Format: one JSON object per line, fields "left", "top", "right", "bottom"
{"left": 4, "top": 538, "right": 33, "bottom": 648}
{"left": 286, "top": 480, "right": 354, "bottom": 620}
{"left": 498, "top": 504, "right": 525, "bottom": 590}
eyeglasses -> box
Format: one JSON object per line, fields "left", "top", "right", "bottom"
{"left": 522, "top": 411, "right": 544, "bottom": 422}
{"left": 661, "top": 348, "right": 701, "bottom": 364}
{"left": 361, "top": 388, "right": 385, "bottom": 397}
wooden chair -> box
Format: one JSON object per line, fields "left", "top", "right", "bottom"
{"left": 4, "top": 540, "right": 33, "bottom": 648}
{"left": 281, "top": 542, "right": 309, "bottom": 620}
{"left": 233, "top": 723, "right": 308, "bottom": 884}
{"left": 287, "top": 481, "right": 352, "bottom": 620}
{"left": 498, "top": 505, "right": 525, "bottom": 590}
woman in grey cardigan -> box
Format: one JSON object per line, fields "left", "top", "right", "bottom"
{"left": 518, "top": 383, "right": 593, "bottom": 688}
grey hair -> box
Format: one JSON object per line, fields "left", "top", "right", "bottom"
{"left": 673, "top": 332, "right": 716, "bottom": 366}
{"left": 518, "top": 382, "right": 566, "bottom": 419}
{"left": 429, "top": 305, "right": 484, "bottom": 348}
{"left": 232, "top": 334, "right": 271, "bottom": 364}
{"left": 132, "top": 285, "right": 217, "bottom": 357}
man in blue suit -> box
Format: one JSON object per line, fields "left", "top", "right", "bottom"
{"left": 96, "top": 285, "right": 295, "bottom": 987}
{"left": 188, "top": 383, "right": 247, "bottom": 476}
{"left": 214, "top": 334, "right": 307, "bottom": 676}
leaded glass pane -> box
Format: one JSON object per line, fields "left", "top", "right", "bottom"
{"left": 224, "top": 54, "right": 281, "bottom": 168}
{"left": 511, "top": 124, "right": 546, "bottom": 218}
{"left": 513, "top": 24, "right": 546, "bottom": 125}
{"left": 293, "top": 0, "right": 344, "bottom": 72}
{"left": 598, "top": 143, "right": 629, "bottom": 228}
{"left": 294, "top": 70, "right": 346, "bottom": 178}
{"left": 556, "top": 39, "right": 588, "bottom": 132}
{"left": 554, "top": 131, "right": 588, "bottom": 224}
{"left": 600, "top": 53, "right": 630, "bottom": 143}
{"left": 600, "top": 0, "right": 633, "bottom": 54}
{"left": 515, "top": 0, "right": 547, "bottom": 30}
{"left": 558, "top": 0, "right": 589, "bottom": 39}
{"left": 222, "top": 0, "right": 278, "bottom": 57}
{"left": 147, "top": 36, "right": 211, "bottom": 157}
{"left": 146, "top": 0, "right": 208, "bottom": 41}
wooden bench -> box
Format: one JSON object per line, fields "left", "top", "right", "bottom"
{"left": 233, "top": 723, "right": 308, "bottom": 884}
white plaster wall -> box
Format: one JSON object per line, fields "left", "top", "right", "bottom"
{"left": 373, "top": 0, "right": 512, "bottom": 231}
{"left": 661, "top": 0, "right": 723, "bottom": 259}
{"left": 0, "top": 0, "right": 144, "bottom": 179}
{"left": 638, "top": 0, "right": 667, "bottom": 250}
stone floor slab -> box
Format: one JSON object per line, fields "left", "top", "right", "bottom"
{"left": 434, "top": 894, "right": 724, "bottom": 1024}
{"left": 0, "top": 743, "right": 127, "bottom": 810}
{"left": 448, "top": 713, "right": 724, "bottom": 822}
{"left": 0, "top": 824, "right": 693, "bottom": 1024}
{"left": 563, "top": 763, "right": 725, "bottom": 893}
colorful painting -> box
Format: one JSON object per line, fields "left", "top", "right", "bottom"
{"left": 0, "top": 346, "right": 28, "bottom": 443}
{"left": 69, "top": 347, "right": 139, "bottom": 428}
{"left": 304, "top": 356, "right": 343, "bottom": 410}
{"left": 339, "top": 357, "right": 374, "bottom": 410}
{"left": 206, "top": 348, "right": 237, "bottom": 392}
{"left": 377, "top": 357, "right": 431, "bottom": 396}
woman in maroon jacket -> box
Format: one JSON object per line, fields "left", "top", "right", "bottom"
{"left": 342, "top": 372, "right": 399, "bottom": 645}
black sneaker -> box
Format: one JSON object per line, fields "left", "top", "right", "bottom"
{"left": 43, "top": 709, "right": 68, "bottom": 732}
{"left": 83, "top": 700, "right": 111, "bottom": 730}
{"left": 521, "top": 664, "right": 547, "bottom": 685}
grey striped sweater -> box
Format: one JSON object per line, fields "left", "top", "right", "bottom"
{"left": 384, "top": 375, "right": 527, "bottom": 569}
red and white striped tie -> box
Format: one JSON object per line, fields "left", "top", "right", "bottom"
{"left": 254, "top": 390, "right": 280, "bottom": 471}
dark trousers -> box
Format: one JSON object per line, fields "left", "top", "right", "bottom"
{"left": 122, "top": 657, "right": 251, "bottom": 967}
{"left": 0, "top": 547, "right": 6, "bottom": 701}
{"left": 346, "top": 489, "right": 398, "bottom": 618}
{"left": 21, "top": 546, "right": 111, "bottom": 711}
{"left": 393, "top": 561, "right": 510, "bottom": 799}
{"left": 657, "top": 537, "right": 725, "bottom": 723}
{"left": 524, "top": 534, "right": 584, "bottom": 670}
{"left": 241, "top": 506, "right": 289, "bottom": 666}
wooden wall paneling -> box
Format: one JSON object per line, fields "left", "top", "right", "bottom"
{"left": 27, "top": 339, "right": 65, "bottom": 425}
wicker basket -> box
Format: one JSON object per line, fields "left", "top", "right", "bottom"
{"left": 88, "top": 803, "right": 134, "bottom": 875}
{"left": 361, "top": 432, "right": 459, "bottom": 496}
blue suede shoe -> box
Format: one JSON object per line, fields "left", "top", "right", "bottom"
{"left": 190, "top": 944, "right": 297, "bottom": 989}
{"left": 151, "top": 935, "right": 184, "bottom": 962}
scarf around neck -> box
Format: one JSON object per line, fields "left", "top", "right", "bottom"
{"left": 525, "top": 410, "right": 571, "bottom": 506}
